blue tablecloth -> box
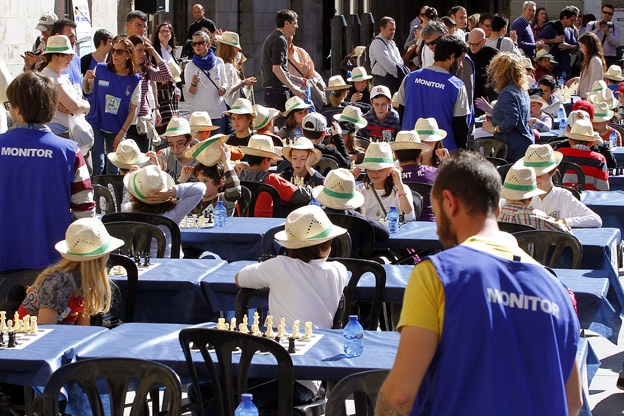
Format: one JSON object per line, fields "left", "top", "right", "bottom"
{"left": 583, "top": 190, "right": 624, "bottom": 236}
{"left": 0, "top": 325, "right": 107, "bottom": 386}
{"left": 110, "top": 259, "right": 227, "bottom": 324}
{"left": 608, "top": 174, "right": 624, "bottom": 191}
{"left": 613, "top": 146, "right": 624, "bottom": 167}
{"left": 74, "top": 323, "right": 400, "bottom": 382}
{"left": 180, "top": 218, "right": 285, "bottom": 261}
{"left": 376, "top": 222, "right": 443, "bottom": 251}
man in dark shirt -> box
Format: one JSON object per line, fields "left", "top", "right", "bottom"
{"left": 467, "top": 28, "right": 499, "bottom": 115}
{"left": 538, "top": 6, "right": 579, "bottom": 79}
{"left": 185, "top": 4, "right": 216, "bottom": 58}
{"left": 261, "top": 9, "right": 307, "bottom": 112}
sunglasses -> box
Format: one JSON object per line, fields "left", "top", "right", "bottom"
{"left": 426, "top": 37, "right": 440, "bottom": 47}
{"left": 602, "top": 10, "right": 614, "bottom": 15}
{"left": 482, "top": 23, "right": 492, "bottom": 28}
{"left": 159, "top": 29, "right": 172, "bottom": 34}
{"left": 192, "top": 40, "right": 206, "bottom": 47}
{"left": 110, "top": 48, "right": 128, "bottom": 56}
{"left": 468, "top": 41, "right": 483, "bottom": 47}
{"left": 3, "top": 101, "right": 9, "bottom": 111}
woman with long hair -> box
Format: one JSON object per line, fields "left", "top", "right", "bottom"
{"left": 532, "top": 7, "right": 549, "bottom": 39}
{"left": 215, "top": 31, "right": 256, "bottom": 108}
{"left": 481, "top": 52, "right": 533, "bottom": 162}
{"left": 83, "top": 35, "right": 142, "bottom": 175}
{"left": 568, "top": 32, "right": 606, "bottom": 98}
{"left": 153, "top": 22, "right": 182, "bottom": 136}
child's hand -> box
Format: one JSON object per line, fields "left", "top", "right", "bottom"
{"left": 435, "top": 148, "right": 450, "bottom": 160}
{"left": 178, "top": 165, "right": 194, "bottom": 183}
{"left": 330, "top": 121, "right": 342, "bottom": 136}
{"left": 350, "top": 167, "right": 361, "bottom": 179}
{"left": 220, "top": 143, "right": 231, "bottom": 166}
{"left": 390, "top": 167, "right": 405, "bottom": 191}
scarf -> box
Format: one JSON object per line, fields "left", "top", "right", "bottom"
{"left": 193, "top": 49, "right": 216, "bottom": 75}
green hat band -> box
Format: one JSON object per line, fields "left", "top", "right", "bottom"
{"left": 417, "top": 129, "right": 439, "bottom": 135}
{"left": 67, "top": 238, "right": 114, "bottom": 256}
{"left": 503, "top": 183, "right": 537, "bottom": 192}
{"left": 231, "top": 105, "right": 249, "bottom": 110}
{"left": 339, "top": 115, "right": 361, "bottom": 124}
{"left": 351, "top": 73, "right": 366, "bottom": 80}
{"left": 191, "top": 137, "right": 222, "bottom": 158}
{"left": 525, "top": 160, "right": 555, "bottom": 167}
{"left": 322, "top": 188, "right": 356, "bottom": 199}
{"left": 595, "top": 112, "right": 613, "bottom": 118}
{"left": 46, "top": 46, "right": 72, "bottom": 52}
{"left": 255, "top": 113, "right": 270, "bottom": 128}
{"left": 131, "top": 174, "right": 148, "bottom": 200}
{"left": 308, "top": 225, "right": 334, "bottom": 240}
{"left": 166, "top": 126, "right": 187, "bottom": 134}
{"left": 363, "top": 157, "right": 393, "bottom": 164}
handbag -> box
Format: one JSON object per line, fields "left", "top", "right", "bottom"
{"left": 288, "top": 58, "right": 327, "bottom": 109}
{"left": 67, "top": 113, "right": 94, "bottom": 155}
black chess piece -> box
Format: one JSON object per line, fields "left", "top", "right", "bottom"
{"left": 287, "top": 337, "right": 297, "bottom": 353}
{"left": 143, "top": 251, "right": 151, "bottom": 267}
{"left": 134, "top": 251, "right": 141, "bottom": 266}
{"left": 0, "top": 332, "right": 4, "bottom": 346}
{"left": 7, "top": 332, "right": 15, "bottom": 348}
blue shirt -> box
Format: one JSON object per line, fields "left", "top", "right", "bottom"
{"left": 539, "top": 21, "right": 577, "bottom": 73}
{"left": 491, "top": 84, "right": 533, "bottom": 161}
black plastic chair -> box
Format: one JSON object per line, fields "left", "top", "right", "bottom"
{"left": 497, "top": 221, "right": 536, "bottom": 234}
{"left": 324, "top": 369, "right": 390, "bottom": 416}
{"left": 179, "top": 328, "right": 324, "bottom": 416}
{"left": 411, "top": 191, "right": 423, "bottom": 221}
{"left": 234, "top": 185, "right": 252, "bottom": 217}
{"left": 513, "top": 230, "right": 583, "bottom": 269}
{"left": 102, "top": 212, "right": 181, "bottom": 258}
{"left": 275, "top": 159, "right": 292, "bottom": 174}
{"left": 404, "top": 182, "right": 432, "bottom": 197}
{"left": 560, "top": 185, "right": 582, "bottom": 200}
{"left": 93, "top": 184, "right": 117, "bottom": 214}
{"left": 106, "top": 254, "right": 138, "bottom": 323}
{"left": 0, "top": 268, "right": 45, "bottom": 317}
{"left": 554, "top": 161, "right": 586, "bottom": 191}
{"left": 91, "top": 174, "right": 124, "bottom": 213}
{"left": 326, "top": 214, "right": 375, "bottom": 259}
{"left": 42, "top": 357, "right": 182, "bottom": 416}
{"left": 467, "top": 138, "right": 508, "bottom": 160}
{"left": 331, "top": 232, "right": 352, "bottom": 258}
{"left": 104, "top": 221, "right": 167, "bottom": 258}
{"left": 354, "top": 137, "right": 370, "bottom": 151}
{"left": 497, "top": 163, "right": 514, "bottom": 181}
{"left": 240, "top": 181, "right": 282, "bottom": 218}
{"left": 486, "top": 156, "right": 509, "bottom": 167}
{"left": 314, "top": 157, "right": 339, "bottom": 176}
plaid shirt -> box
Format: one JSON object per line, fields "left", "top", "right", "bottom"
{"left": 498, "top": 200, "right": 572, "bottom": 233}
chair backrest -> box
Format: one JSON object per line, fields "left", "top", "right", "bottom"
{"left": 404, "top": 181, "right": 432, "bottom": 197}
{"left": 93, "top": 184, "right": 117, "bottom": 214}
{"left": 240, "top": 181, "right": 282, "bottom": 218}
{"left": 314, "top": 157, "right": 339, "bottom": 176}
{"left": 553, "top": 161, "right": 586, "bottom": 191}
{"left": 497, "top": 221, "right": 536, "bottom": 234}
{"left": 326, "top": 213, "right": 375, "bottom": 259}
{"left": 467, "top": 138, "right": 508, "bottom": 160}
{"left": 609, "top": 123, "right": 624, "bottom": 139}
{"left": 324, "top": 370, "right": 390, "bottom": 416}
{"left": 513, "top": 230, "right": 583, "bottom": 268}
{"left": 104, "top": 221, "right": 167, "bottom": 258}
{"left": 102, "top": 212, "right": 181, "bottom": 258}
{"left": 560, "top": 185, "right": 581, "bottom": 200}
{"left": 107, "top": 254, "right": 138, "bottom": 323}
{"left": 42, "top": 357, "right": 182, "bottom": 416}
{"left": 497, "top": 163, "right": 514, "bottom": 181}
{"left": 260, "top": 224, "right": 286, "bottom": 260}
{"left": 0, "top": 268, "right": 45, "bottom": 317}
{"left": 179, "top": 327, "right": 294, "bottom": 416}
{"left": 354, "top": 137, "right": 370, "bottom": 151}
{"left": 331, "top": 232, "right": 352, "bottom": 258}
{"left": 274, "top": 159, "right": 292, "bottom": 174}
{"left": 235, "top": 185, "right": 252, "bottom": 217}
{"left": 486, "top": 156, "right": 509, "bottom": 167}
{"left": 91, "top": 175, "right": 124, "bottom": 213}
{"left": 411, "top": 191, "right": 423, "bottom": 221}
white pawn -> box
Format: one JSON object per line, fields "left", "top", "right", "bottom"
{"left": 243, "top": 315, "right": 248, "bottom": 327}
{"left": 223, "top": 323, "right": 230, "bottom": 331}
{"left": 251, "top": 324, "right": 262, "bottom": 336}
{"left": 292, "top": 320, "right": 301, "bottom": 339}
{"left": 253, "top": 312, "right": 260, "bottom": 328}
{"left": 14, "top": 319, "right": 22, "bottom": 333}
{"left": 265, "top": 325, "right": 275, "bottom": 338}
{"left": 199, "top": 216, "right": 205, "bottom": 228}
{"left": 265, "top": 315, "right": 274, "bottom": 329}
{"left": 277, "top": 324, "right": 286, "bottom": 339}
{"left": 13, "top": 312, "right": 19, "bottom": 326}
{"left": 304, "top": 322, "right": 313, "bottom": 340}
{"left": 280, "top": 318, "right": 286, "bottom": 328}
{"left": 230, "top": 317, "right": 237, "bottom": 331}
{"left": 217, "top": 318, "right": 226, "bottom": 330}
{"left": 192, "top": 214, "right": 199, "bottom": 228}
{"left": 7, "top": 320, "right": 13, "bottom": 333}
{"left": 30, "top": 316, "right": 38, "bottom": 334}
{"left": 22, "top": 316, "right": 30, "bottom": 333}
{"left": 239, "top": 323, "right": 248, "bottom": 334}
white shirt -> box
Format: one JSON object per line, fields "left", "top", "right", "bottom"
{"left": 369, "top": 35, "right": 403, "bottom": 77}
{"left": 357, "top": 184, "right": 415, "bottom": 221}
{"left": 528, "top": 185, "right": 602, "bottom": 228}
{"left": 485, "top": 37, "right": 522, "bottom": 56}
{"left": 41, "top": 67, "right": 76, "bottom": 128}
{"left": 222, "top": 62, "right": 242, "bottom": 108}
{"left": 184, "top": 58, "right": 228, "bottom": 118}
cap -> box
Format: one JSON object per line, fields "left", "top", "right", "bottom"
{"left": 302, "top": 113, "right": 328, "bottom": 133}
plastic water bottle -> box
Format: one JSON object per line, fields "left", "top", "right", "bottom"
{"left": 214, "top": 201, "right": 227, "bottom": 228}
{"left": 387, "top": 206, "right": 399, "bottom": 234}
{"left": 558, "top": 107, "right": 567, "bottom": 131}
{"left": 343, "top": 315, "right": 364, "bottom": 357}
{"left": 558, "top": 71, "right": 566, "bottom": 88}
{"left": 610, "top": 129, "right": 618, "bottom": 149}
{"left": 234, "top": 393, "right": 259, "bottom": 416}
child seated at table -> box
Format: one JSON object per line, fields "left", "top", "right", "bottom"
{"left": 224, "top": 98, "right": 254, "bottom": 147}
{"left": 157, "top": 117, "right": 199, "bottom": 181}
{"left": 528, "top": 91, "right": 552, "bottom": 133}
{"left": 280, "top": 137, "right": 325, "bottom": 187}
{"left": 537, "top": 75, "right": 564, "bottom": 120}
{"left": 360, "top": 85, "right": 401, "bottom": 142}
{"left": 517, "top": 145, "right": 602, "bottom": 228}
{"left": 498, "top": 165, "right": 572, "bottom": 233}
{"left": 19, "top": 218, "right": 124, "bottom": 324}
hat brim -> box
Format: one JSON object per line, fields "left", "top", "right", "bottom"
{"left": 313, "top": 186, "right": 365, "bottom": 210}
{"left": 283, "top": 103, "right": 312, "bottom": 117}
{"left": 333, "top": 114, "right": 367, "bottom": 129}
{"left": 43, "top": 48, "right": 74, "bottom": 55}
{"left": 593, "top": 111, "right": 614, "bottom": 122}
{"left": 162, "top": 128, "right": 192, "bottom": 137}
{"left": 347, "top": 74, "right": 373, "bottom": 82}
{"left": 501, "top": 186, "right": 545, "bottom": 201}
{"left": 356, "top": 161, "right": 395, "bottom": 170}
{"left": 390, "top": 141, "right": 431, "bottom": 151}
{"left": 530, "top": 97, "right": 548, "bottom": 107}
{"left": 55, "top": 236, "right": 125, "bottom": 262}
{"left": 605, "top": 74, "right": 624, "bottom": 82}
{"left": 416, "top": 129, "right": 447, "bottom": 140}
{"left": 216, "top": 37, "right": 241, "bottom": 49}
{"left": 184, "top": 134, "right": 228, "bottom": 166}
{"left": 123, "top": 170, "right": 176, "bottom": 204}
{"left": 36, "top": 24, "right": 53, "bottom": 31}
{"left": 274, "top": 224, "right": 347, "bottom": 249}
{"left": 224, "top": 108, "right": 255, "bottom": 117}
{"left": 239, "top": 146, "right": 282, "bottom": 160}
{"left": 326, "top": 85, "right": 351, "bottom": 91}
{"left": 587, "top": 93, "right": 618, "bottom": 109}
{"left": 564, "top": 131, "right": 599, "bottom": 142}
{"left": 282, "top": 147, "right": 323, "bottom": 166}
{"left": 191, "top": 125, "right": 220, "bottom": 133}
{"left": 513, "top": 151, "right": 563, "bottom": 175}
{"left": 106, "top": 152, "right": 150, "bottom": 169}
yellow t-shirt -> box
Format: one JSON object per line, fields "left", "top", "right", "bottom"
{"left": 397, "top": 233, "right": 539, "bottom": 339}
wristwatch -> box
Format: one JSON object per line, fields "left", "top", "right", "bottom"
{"left": 493, "top": 125, "right": 500, "bottom": 134}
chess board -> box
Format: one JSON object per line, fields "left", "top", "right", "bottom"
{"left": 0, "top": 328, "right": 53, "bottom": 350}
{"left": 108, "top": 262, "right": 161, "bottom": 277}
{"left": 266, "top": 333, "right": 323, "bottom": 356}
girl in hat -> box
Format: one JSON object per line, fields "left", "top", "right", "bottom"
{"left": 356, "top": 142, "right": 415, "bottom": 221}
{"left": 280, "top": 137, "right": 325, "bottom": 187}
{"left": 346, "top": 67, "right": 372, "bottom": 106}
{"left": 224, "top": 98, "right": 255, "bottom": 147}
{"left": 339, "top": 121, "right": 366, "bottom": 164}
{"left": 320, "top": 75, "right": 351, "bottom": 119}
{"left": 216, "top": 31, "right": 257, "bottom": 108}
{"left": 252, "top": 104, "right": 284, "bottom": 147}
{"left": 18, "top": 218, "right": 124, "bottom": 324}
{"left": 278, "top": 96, "right": 312, "bottom": 142}
{"left": 152, "top": 22, "right": 182, "bottom": 135}
{"left": 528, "top": 92, "right": 552, "bottom": 132}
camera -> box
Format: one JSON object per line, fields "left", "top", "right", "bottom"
{"left": 601, "top": 19, "right": 614, "bottom": 28}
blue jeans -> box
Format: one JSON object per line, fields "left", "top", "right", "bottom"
{"left": 92, "top": 129, "right": 119, "bottom": 176}
{"left": 264, "top": 87, "right": 290, "bottom": 112}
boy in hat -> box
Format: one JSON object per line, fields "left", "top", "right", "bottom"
{"left": 361, "top": 85, "right": 401, "bottom": 142}
{"left": 528, "top": 92, "right": 552, "bottom": 132}
{"left": 534, "top": 49, "right": 557, "bottom": 81}
{"left": 518, "top": 145, "right": 602, "bottom": 228}
{"left": 603, "top": 65, "right": 624, "bottom": 93}
{"left": 302, "top": 112, "right": 352, "bottom": 169}
{"left": 224, "top": 98, "right": 255, "bottom": 147}
{"left": 252, "top": 104, "right": 284, "bottom": 146}
{"left": 280, "top": 137, "right": 325, "bottom": 187}
{"left": 498, "top": 165, "right": 572, "bottom": 233}
{"left": 591, "top": 101, "right": 621, "bottom": 146}
{"left": 158, "top": 117, "right": 200, "bottom": 181}
{"left": 239, "top": 135, "right": 312, "bottom": 217}
{"left": 559, "top": 119, "right": 609, "bottom": 190}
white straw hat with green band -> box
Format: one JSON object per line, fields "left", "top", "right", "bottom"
{"left": 592, "top": 101, "right": 614, "bottom": 122}
{"left": 274, "top": 205, "right": 347, "bottom": 249}
{"left": 356, "top": 142, "right": 395, "bottom": 170}
{"left": 124, "top": 165, "right": 175, "bottom": 204}
{"left": 55, "top": 218, "right": 124, "bottom": 262}
{"left": 43, "top": 35, "right": 75, "bottom": 55}
{"left": 184, "top": 134, "right": 228, "bottom": 167}
{"left": 224, "top": 98, "right": 255, "bottom": 117}
{"left": 414, "top": 118, "right": 447, "bottom": 141}
{"left": 513, "top": 144, "right": 562, "bottom": 176}
{"left": 501, "top": 165, "right": 545, "bottom": 200}
{"left": 107, "top": 139, "right": 149, "bottom": 169}
{"left": 333, "top": 105, "right": 367, "bottom": 129}
{"left": 252, "top": 104, "right": 280, "bottom": 130}
{"left": 347, "top": 66, "right": 373, "bottom": 82}
{"left": 161, "top": 117, "right": 192, "bottom": 137}
{"left": 313, "top": 168, "right": 365, "bottom": 210}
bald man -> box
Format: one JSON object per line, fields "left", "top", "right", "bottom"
{"left": 467, "top": 29, "right": 499, "bottom": 114}
{"left": 185, "top": 4, "right": 216, "bottom": 58}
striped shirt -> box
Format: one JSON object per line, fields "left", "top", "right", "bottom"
{"left": 71, "top": 147, "right": 96, "bottom": 218}
{"left": 498, "top": 200, "right": 572, "bottom": 233}
{"left": 558, "top": 145, "right": 609, "bottom": 191}
{"left": 138, "top": 60, "right": 172, "bottom": 117}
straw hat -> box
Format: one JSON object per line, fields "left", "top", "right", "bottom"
{"left": 161, "top": 117, "right": 191, "bottom": 137}
{"left": 604, "top": 65, "right": 624, "bottom": 82}
{"left": 414, "top": 118, "right": 447, "bottom": 141}
{"left": 522, "top": 57, "right": 534, "bottom": 70}
{"left": 588, "top": 87, "right": 618, "bottom": 109}
{"left": 274, "top": 205, "right": 347, "bottom": 249}
{"left": 253, "top": 104, "right": 280, "bottom": 130}
{"left": 352, "top": 46, "right": 367, "bottom": 57}
{"left": 43, "top": 35, "right": 75, "bottom": 55}
{"left": 282, "top": 137, "right": 322, "bottom": 165}
{"left": 55, "top": 218, "right": 124, "bottom": 262}
{"left": 183, "top": 134, "right": 228, "bottom": 167}
{"left": 564, "top": 119, "right": 600, "bottom": 142}
{"left": 282, "top": 96, "right": 312, "bottom": 117}
{"left": 36, "top": 12, "right": 58, "bottom": 31}
{"left": 501, "top": 166, "right": 545, "bottom": 200}
{"left": 313, "top": 168, "right": 365, "bottom": 210}
{"left": 392, "top": 92, "right": 400, "bottom": 109}
{"left": 566, "top": 110, "right": 591, "bottom": 128}
{"left": 357, "top": 142, "right": 395, "bottom": 170}
{"left": 347, "top": 67, "right": 373, "bottom": 82}
{"left": 167, "top": 61, "right": 182, "bottom": 83}
{"left": 370, "top": 85, "right": 392, "bottom": 100}
{"left": 325, "top": 75, "right": 351, "bottom": 91}
{"left": 215, "top": 31, "right": 241, "bottom": 49}
{"left": 239, "top": 134, "right": 282, "bottom": 160}
{"left": 514, "top": 144, "right": 563, "bottom": 176}
{"left": 107, "top": 139, "right": 149, "bottom": 169}
{"left": 529, "top": 93, "right": 548, "bottom": 107}
{"left": 189, "top": 111, "right": 220, "bottom": 133}
{"left": 592, "top": 101, "right": 614, "bottom": 122}
{"left": 224, "top": 98, "right": 255, "bottom": 117}
{"left": 390, "top": 130, "right": 431, "bottom": 151}
{"left": 333, "top": 105, "right": 367, "bottom": 129}
{"left": 534, "top": 49, "right": 557, "bottom": 64}
{"left": 124, "top": 165, "right": 175, "bottom": 204}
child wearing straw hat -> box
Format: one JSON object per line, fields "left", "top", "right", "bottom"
{"left": 224, "top": 98, "right": 255, "bottom": 147}
{"left": 280, "top": 137, "right": 325, "bottom": 187}
{"left": 277, "top": 96, "right": 312, "bottom": 142}
{"left": 18, "top": 218, "right": 124, "bottom": 324}
{"left": 498, "top": 165, "right": 572, "bottom": 233}
{"left": 157, "top": 117, "right": 200, "bottom": 181}
{"left": 528, "top": 91, "right": 552, "bottom": 132}
{"left": 346, "top": 66, "right": 372, "bottom": 104}
{"left": 252, "top": 104, "right": 284, "bottom": 147}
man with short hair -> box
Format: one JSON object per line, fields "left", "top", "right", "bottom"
{"left": 467, "top": 29, "right": 499, "bottom": 113}
{"left": 80, "top": 29, "right": 113, "bottom": 75}
{"left": 478, "top": 13, "right": 494, "bottom": 37}
{"left": 261, "top": 9, "right": 307, "bottom": 112}
{"left": 512, "top": 1, "right": 538, "bottom": 58}
{"left": 538, "top": 6, "right": 579, "bottom": 79}
{"left": 586, "top": 3, "right": 620, "bottom": 67}
{"left": 396, "top": 35, "right": 470, "bottom": 150}
{"left": 448, "top": 6, "right": 467, "bottom": 40}
{"left": 486, "top": 14, "right": 521, "bottom": 56}
{"left": 125, "top": 10, "right": 148, "bottom": 37}
{"left": 369, "top": 16, "right": 406, "bottom": 95}
{"left": 375, "top": 151, "right": 582, "bottom": 416}
{"left": 185, "top": 4, "right": 217, "bottom": 58}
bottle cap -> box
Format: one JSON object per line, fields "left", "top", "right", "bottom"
{"left": 242, "top": 393, "right": 253, "bottom": 400}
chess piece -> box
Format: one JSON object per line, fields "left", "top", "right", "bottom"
{"left": 199, "top": 216, "right": 205, "bottom": 228}
{"left": 292, "top": 320, "right": 301, "bottom": 339}
{"left": 288, "top": 337, "right": 297, "bottom": 353}
{"left": 0, "top": 311, "right": 7, "bottom": 332}
{"left": 280, "top": 318, "right": 286, "bottom": 328}
{"left": 243, "top": 315, "right": 248, "bottom": 327}
{"left": 14, "top": 319, "right": 22, "bottom": 333}
{"left": 265, "top": 315, "right": 274, "bottom": 329}
{"left": 143, "top": 251, "right": 151, "bottom": 267}
{"left": 224, "top": 323, "right": 229, "bottom": 331}
{"left": 239, "top": 323, "right": 248, "bottom": 334}
{"left": 22, "top": 316, "right": 30, "bottom": 333}
{"left": 304, "top": 322, "right": 313, "bottom": 340}
{"left": 7, "top": 320, "right": 13, "bottom": 334}
{"left": 265, "top": 325, "right": 275, "bottom": 338}
{"left": 230, "top": 317, "right": 236, "bottom": 331}
{"left": 217, "top": 318, "right": 226, "bottom": 330}
{"left": 253, "top": 312, "right": 260, "bottom": 328}
{"left": 30, "top": 316, "right": 38, "bottom": 333}
{"left": 277, "top": 324, "right": 286, "bottom": 339}
{"left": 7, "top": 331, "right": 15, "bottom": 348}
{"left": 13, "top": 312, "right": 18, "bottom": 326}
{"left": 251, "top": 324, "right": 262, "bottom": 336}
